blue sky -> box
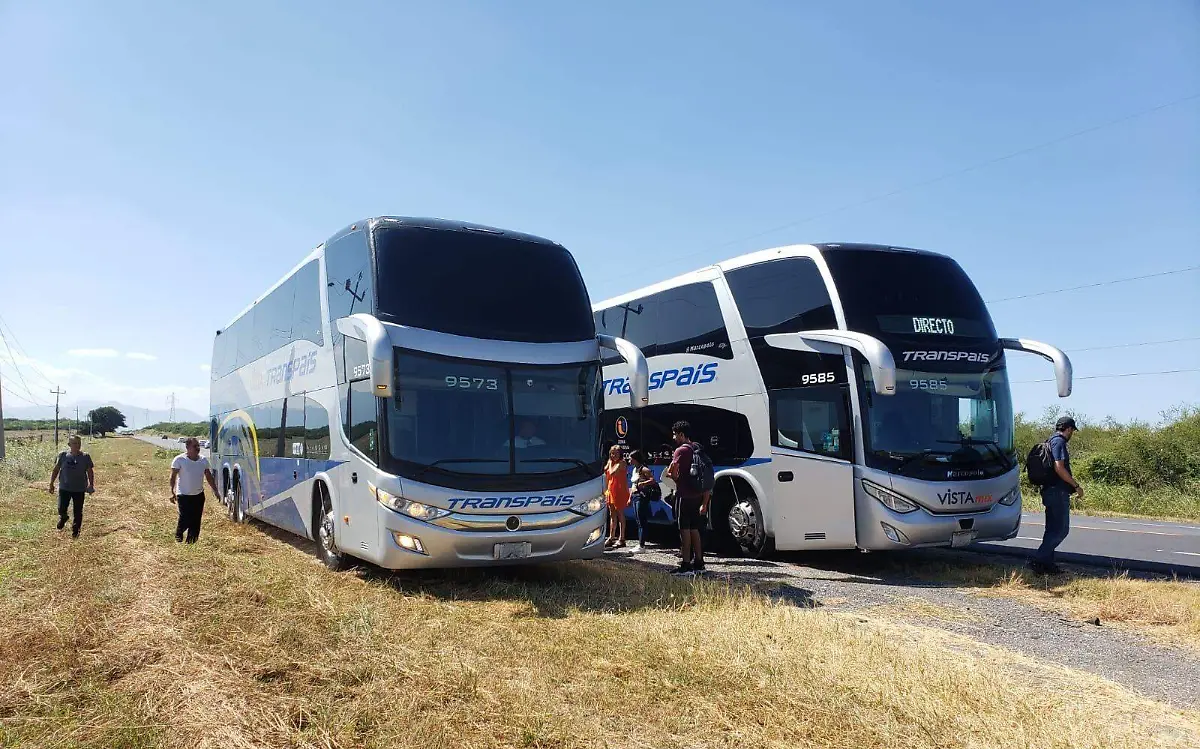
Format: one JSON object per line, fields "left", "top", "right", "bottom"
{"left": 1, "top": 0, "right": 1197, "bottom": 424}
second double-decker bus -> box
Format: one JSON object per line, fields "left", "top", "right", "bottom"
{"left": 594, "top": 243, "right": 1071, "bottom": 556}
{"left": 209, "top": 217, "right": 648, "bottom": 569}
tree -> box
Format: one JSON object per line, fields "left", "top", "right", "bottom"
{"left": 87, "top": 406, "right": 127, "bottom": 436}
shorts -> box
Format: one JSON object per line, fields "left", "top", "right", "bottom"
{"left": 676, "top": 496, "right": 705, "bottom": 531}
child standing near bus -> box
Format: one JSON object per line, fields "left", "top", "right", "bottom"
{"left": 604, "top": 444, "right": 630, "bottom": 548}
{"left": 628, "top": 450, "right": 660, "bottom": 551}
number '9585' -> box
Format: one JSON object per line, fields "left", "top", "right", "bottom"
{"left": 910, "top": 378, "right": 948, "bottom": 391}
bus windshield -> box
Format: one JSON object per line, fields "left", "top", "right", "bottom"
{"left": 821, "top": 248, "right": 997, "bottom": 342}
{"left": 373, "top": 225, "right": 595, "bottom": 343}
{"left": 859, "top": 363, "right": 1016, "bottom": 481}
{"left": 385, "top": 350, "right": 602, "bottom": 489}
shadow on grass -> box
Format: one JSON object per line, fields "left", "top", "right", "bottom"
{"left": 240, "top": 515, "right": 1143, "bottom": 616}
{"left": 244, "top": 517, "right": 820, "bottom": 618}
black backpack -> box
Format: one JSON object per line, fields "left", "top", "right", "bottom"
{"left": 688, "top": 442, "right": 716, "bottom": 493}
{"left": 1025, "top": 438, "right": 1056, "bottom": 486}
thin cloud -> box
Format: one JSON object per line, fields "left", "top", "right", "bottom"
{"left": 126, "top": 352, "right": 157, "bottom": 361}
{"left": 68, "top": 348, "right": 120, "bottom": 358}
{"left": 199, "top": 364, "right": 211, "bottom": 372}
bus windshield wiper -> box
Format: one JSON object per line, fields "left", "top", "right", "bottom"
{"left": 874, "top": 449, "right": 953, "bottom": 476}
{"left": 519, "top": 458, "right": 599, "bottom": 477}
{"left": 936, "top": 438, "right": 1014, "bottom": 469}
{"left": 414, "top": 458, "right": 508, "bottom": 480}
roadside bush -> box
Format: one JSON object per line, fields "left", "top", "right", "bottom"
{"left": 1016, "top": 405, "right": 1199, "bottom": 519}
{"left": 0, "top": 439, "right": 57, "bottom": 488}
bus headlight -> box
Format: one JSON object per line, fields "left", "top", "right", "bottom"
{"left": 998, "top": 486, "right": 1021, "bottom": 506}
{"left": 371, "top": 484, "right": 451, "bottom": 522}
{"left": 571, "top": 496, "right": 606, "bottom": 516}
{"left": 862, "top": 480, "right": 919, "bottom": 514}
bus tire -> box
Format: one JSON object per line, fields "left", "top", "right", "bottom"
{"left": 726, "top": 489, "right": 772, "bottom": 558}
{"left": 314, "top": 483, "right": 348, "bottom": 571}
{"left": 227, "top": 474, "right": 246, "bottom": 524}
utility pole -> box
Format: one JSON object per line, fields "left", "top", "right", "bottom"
{"left": 50, "top": 387, "right": 66, "bottom": 447}
{"left": 167, "top": 392, "right": 176, "bottom": 423}
{"left": 75, "top": 406, "right": 80, "bottom": 434}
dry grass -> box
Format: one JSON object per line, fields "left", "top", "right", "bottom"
{"left": 890, "top": 556, "right": 1200, "bottom": 651}
{"left": 2, "top": 440, "right": 1198, "bottom": 749}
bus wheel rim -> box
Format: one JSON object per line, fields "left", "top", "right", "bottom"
{"left": 728, "top": 501, "right": 757, "bottom": 543}
{"left": 319, "top": 511, "right": 336, "bottom": 553}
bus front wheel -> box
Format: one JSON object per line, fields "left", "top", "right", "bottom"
{"left": 315, "top": 483, "right": 348, "bottom": 571}
{"left": 726, "top": 491, "right": 771, "bottom": 558}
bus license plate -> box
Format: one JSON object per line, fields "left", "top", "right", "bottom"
{"left": 494, "top": 542, "right": 532, "bottom": 560}
{"left": 951, "top": 531, "right": 977, "bottom": 548}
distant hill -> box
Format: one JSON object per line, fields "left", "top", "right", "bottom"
{"left": 2, "top": 401, "right": 205, "bottom": 427}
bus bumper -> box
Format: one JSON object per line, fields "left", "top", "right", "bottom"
{"left": 371, "top": 506, "right": 610, "bottom": 569}
{"left": 855, "top": 494, "right": 1023, "bottom": 551}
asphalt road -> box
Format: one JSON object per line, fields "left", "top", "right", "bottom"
{"left": 978, "top": 512, "right": 1200, "bottom": 576}
{"left": 134, "top": 434, "right": 211, "bottom": 459}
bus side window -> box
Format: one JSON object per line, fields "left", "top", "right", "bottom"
{"left": 304, "top": 398, "right": 331, "bottom": 461}
{"left": 769, "top": 385, "right": 851, "bottom": 461}
{"left": 346, "top": 379, "right": 379, "bottom": 462}
{"left": 325, "top": 230, "right": 374, "bottom": 384}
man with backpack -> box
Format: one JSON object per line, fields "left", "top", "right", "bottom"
{"left": 1028, "top": 416, "right": 1082, "bottom": 574}
{"left": 666, "top": 420, "right": 713, "bottom": 575}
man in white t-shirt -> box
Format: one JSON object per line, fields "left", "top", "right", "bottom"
{"left": 169, "top": 437, "right": 220, "bottom": 544}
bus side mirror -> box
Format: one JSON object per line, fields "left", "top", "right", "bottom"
{"left": 336, "top": 314, "right": 394, "bottom": 398}
{"left": 765, "top": 330, "right": 897, "bottom": 396}
{"left": 1000, "top": 338, "right": 1073, "bottom": 397}
{"left": 598, "top": 335, "right": 649, "bottom": 409}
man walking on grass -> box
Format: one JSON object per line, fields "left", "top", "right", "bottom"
{"left": 48, "top": 435, "right": 94, "bottom": 538}
{"left": 1032, "top": 416, "right": 1082, "bottom": 575}
{"left": 666, "top": 420, "right": 709, "bottom": 576}
{"left": 169, "top": 437, "right": 221, "bottom": 544}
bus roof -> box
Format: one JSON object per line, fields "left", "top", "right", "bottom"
{"left": 326, "top": 216, "right": 561, "bottom": 249}
{"left": 219, "top": 217, "right": 563, "bottom": 333}
{"left": 593, "top": 242, "right": 952, "bottom": 310}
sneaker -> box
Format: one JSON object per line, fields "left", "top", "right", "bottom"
{"left": 175, "top": 535, "right": 184, "bottom": 543}
{"left": 692, "top": 565, "right": 707, "bottom": 575}
{"left": 1028, "top": 560, "right": 1064, "bottom": 575}
{"left": 56, "top": 518, "right": 67, "bottom": 530}
{"left": 71, "top": 529, "right": 80, "bottom": 538}
{"left": 669, "top": 565, "right": 694, "bottom": 576}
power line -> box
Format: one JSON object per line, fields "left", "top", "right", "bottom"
{"left": 0, "top": 331, "right": 44, "bottom": 406}
{"left": 1065, "top": 336, "right": 1200, "bottom": 354}
{"left": 0, "top": 313, "right": 54, "bottom": 387}
{"left": 1, "top": 383, "right": 42, "bottom": 406}
{"left": 591, "top": 90, "right": 1200, "bottom": 285}
{"left": 1013, "top": 368, "right": 1199, "bottom": 385}
{"left": 987, "top": 265, "right": 1200, "bottom": 304}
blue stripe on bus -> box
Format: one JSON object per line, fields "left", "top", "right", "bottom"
{"left": 256, "top": 494, "right": 310, "bottom": 537}
{"left": 624, "top": 458, "right": 771, "bottom": 526}
{"left": 231, "top": 456, "right": 347, "bottom": 536}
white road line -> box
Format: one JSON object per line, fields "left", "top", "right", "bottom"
{"left": 1021, "top": 520, "right": 1186, "bottom": 536}
{"left": 1015, "top": 536, "right": 1042, "bottom": 541}
{"left": 1098, "top": 518, "right": 1200, "bottom": 531}
{"left": 1156, "top": 550, "right": 1200, "bottom": 558}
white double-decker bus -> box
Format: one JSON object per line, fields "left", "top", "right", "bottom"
{"left": 594, "top": 243, "right": 1071, "bottom": 556}
{"left": 209, "top": 217, "right": 648, "bottom": 569}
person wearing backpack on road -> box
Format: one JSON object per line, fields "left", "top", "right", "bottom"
{"left": 666, "top": 420, "right": 711, "bottom": 575}
{"left": 1029, "top": 416, "right": 1082, "bottom": 575}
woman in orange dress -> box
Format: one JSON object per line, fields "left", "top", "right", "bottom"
{"left": 604, "top": 444, "right": 630, "bottom": 548}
